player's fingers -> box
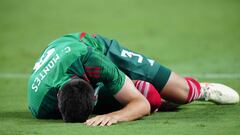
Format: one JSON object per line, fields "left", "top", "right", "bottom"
{"left": 99, "top": 117, "right": 111, "bottom": 126}
{"left": 85, "top": 115, "right": 118, "bottom": 126}
{"left": 85, "top": 116, "right": 101, "bottom": 126}
{"left": 91, "top": 116, "right": 106, "bottom": 126}
{"left": 106, "top": 118, "right": 118, "bottom": 126}
{"left": 84, "top": 119, "right": 95, "bottom": 126}
{"left": 92, "top": 119, "right": 104, "bottom": 126}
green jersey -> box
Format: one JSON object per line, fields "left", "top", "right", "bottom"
{"left": 28, "top": 32, "right": 126, "bottom": 118}
{"left": 28, "top": 32, "right": 171, "bottom": 118}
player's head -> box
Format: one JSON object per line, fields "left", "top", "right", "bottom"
{"left": 57, "top": 78, "right": 94, "bottom": 123}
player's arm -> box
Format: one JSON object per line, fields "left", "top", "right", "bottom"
{"left": 85, "top": 75, "right": 150, "bottom": 126}
{"left": 84, "top": 52, "right": 150, "bottom": 126}
{"left": 112, "top": 75, "right": 151, "bottom": 121}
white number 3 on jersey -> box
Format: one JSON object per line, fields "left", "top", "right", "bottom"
{"left": 121, "top": 49, "right": 154, "bottom": 66}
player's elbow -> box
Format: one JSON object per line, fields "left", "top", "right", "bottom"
{"left": 143, "top": 97, "right": 151, "bottom": 115}
{"left": 137, "top": 97, "right": 151, "bottom": 117}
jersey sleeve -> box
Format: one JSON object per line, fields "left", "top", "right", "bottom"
{"left": 85, "top": 51, "right": 126, "bottom": 95}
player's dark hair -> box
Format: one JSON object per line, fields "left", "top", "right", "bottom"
{"left": 58, "top": 78, "right": 94, "bottom": 123}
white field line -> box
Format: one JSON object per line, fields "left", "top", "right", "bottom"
{"left": 0, "top": 73, "right": 29, "bottom": 79}
{"left": 0, "top": 72, "right": 240, "bottom": 79}
{"left": 181, "top": 73, "right": 240, "bottom": 79}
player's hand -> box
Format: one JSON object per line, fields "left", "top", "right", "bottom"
{"left": 84, "top": 114, "right": 119, "bottom": 126}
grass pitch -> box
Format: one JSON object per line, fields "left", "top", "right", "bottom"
{"left": 0, "top": 0, "right": 240, "bottom": 135}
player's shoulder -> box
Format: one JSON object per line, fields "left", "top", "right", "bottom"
{"left": 48, "top": 33, "right": 82, "bottom": 47}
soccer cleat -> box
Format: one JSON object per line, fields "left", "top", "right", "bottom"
{"left": 199, "top": 83, "right": 239, "bottom": 104}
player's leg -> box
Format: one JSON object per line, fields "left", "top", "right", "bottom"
{"left": 95, "top": 34, "right": 239, "bottom": 105}
{"left": 160, "top": 72, "right": 202, "bottom": 104}
{"left": 159, "top": 72, "right": 189, "bottom": 104}
{"left": 95, "top": 35, "right": 200, "bottom": 104}
{"left": 160, "top": 72, "right": 240, "bottom": 104}
{"left": 143, "top": 71, "right": 240, "bottom": 106}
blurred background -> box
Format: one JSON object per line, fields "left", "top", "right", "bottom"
{"left": 0, "top": 0, "right": 240, "bottom": 134}
{"left": 0, "top": 0, "right": 240, "bottom": 75}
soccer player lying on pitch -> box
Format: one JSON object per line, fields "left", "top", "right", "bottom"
{"left": 28, "top": 32, "right": 239, "bottom": 126}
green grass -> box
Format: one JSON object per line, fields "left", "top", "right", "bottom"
{"left": 0, "top": 0, "right": 240, "bottom": 135}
